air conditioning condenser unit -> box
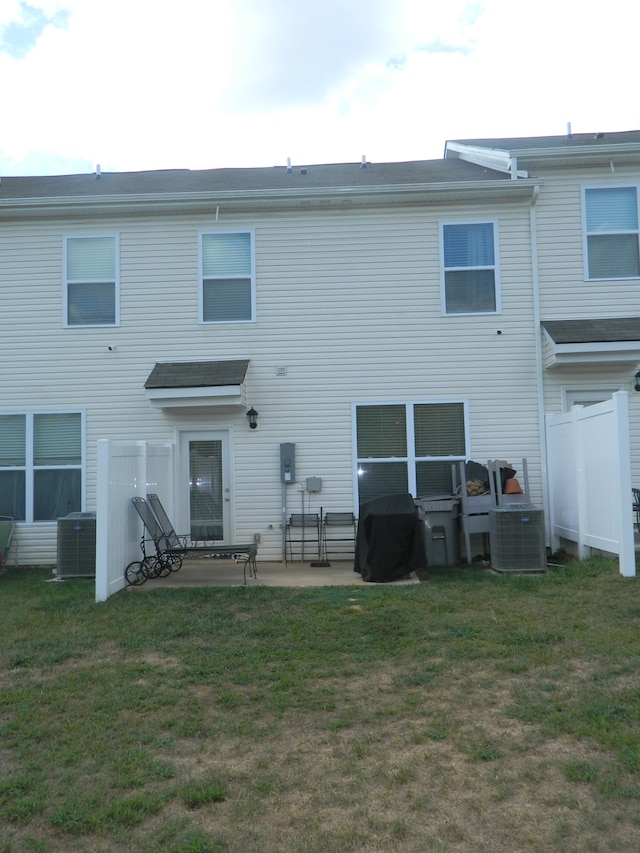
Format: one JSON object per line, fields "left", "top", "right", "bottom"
{"left": 56, "top": 512, "right": 96, "bottom": 578}
{"left": 489, "top": 504, "right": 546, "bottom": 573}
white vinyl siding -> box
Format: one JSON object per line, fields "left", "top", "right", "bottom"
{"left": 1, "top": 200, "right": 540, "bottom": 563}
{"left": 583, "top": 186, "right": 640, "bottom": 280}
{"left": 0, "top": 412, "right": 83, "bottom": 522}
{"left": 441, "top": 221, "right": 500, "bottom": 314}
{"left": 64, "top": 234, "right": 119, "bottom": 325}
{"left": 199, "top": 230, "right": 255, "bottom": 323}
{"left": 355, "top": 401, "right": 468, "bottom": 504}
{"left": 536, "top": 167, "right": 640, "bottom": 316}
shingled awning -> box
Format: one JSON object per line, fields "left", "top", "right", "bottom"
{"left": 541, "top": 318, "right": 640, "bottom": 367}
{"left": 144, "top": 359, "right": 249, "bottom": 408}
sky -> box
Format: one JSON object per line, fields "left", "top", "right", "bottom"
{"left": 1, "top": 0, "right": 639, "bottom": 177}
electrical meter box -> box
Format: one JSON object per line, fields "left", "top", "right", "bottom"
{"left": 280, "top": 443, "right": 295, "bottom": 483}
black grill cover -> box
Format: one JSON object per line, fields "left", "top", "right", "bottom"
{"left": 354, "top": 493, "right": 427, "bottom": 582}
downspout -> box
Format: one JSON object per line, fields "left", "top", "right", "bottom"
{"left": 529, "top": 184, "right": 551, "bottom": 547}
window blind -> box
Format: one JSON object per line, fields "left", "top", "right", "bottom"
{"left": 356, "top": 405, "right": 407, "bottom": 457}
{"left": 67, "top": 236, "right": 116, "bottom": 280}
{"left": 585, "top": 187, "right": 638, "bottom": 232}
{"left": 0, "top": 415, "right": 26, "bottom": 466}
{"left": 414, "top": 403, "right": 465, "bottom": 456}
{"left": 34, "top": 414, "right": 81, "bottom": 466}
{"left": 443, "top": 223, "right": 494, "bottom": 267}
{"left": 202, "top": 233, "right": 251, "bottom": 277}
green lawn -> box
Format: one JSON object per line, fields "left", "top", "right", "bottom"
{"left": 1, "top": 558, "right": 639, "bottom": 852}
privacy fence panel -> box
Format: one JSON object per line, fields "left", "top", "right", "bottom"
{"left": 545, "top": 391, "right": 635, "bottom": 577}
{"left": 95, "top": 440, "right": 174, "bottom": 602}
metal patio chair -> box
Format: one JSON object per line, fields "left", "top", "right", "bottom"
{"left": 322, "top": 512, "right": 357, "bottom": 560}
{"left": 633, "top": 488, "right": 640, "bottom": 529}
{"left": 0, "top": 516, "right": 15, "bottom": 571}
{"left": 127, "top": 497, "right": 186, "bottom": 585}
{"left": 286, "top": 513, "right": 320, "bottom": 563}
{"left": 128, "top": 494, "right": 257, "bottom": 585}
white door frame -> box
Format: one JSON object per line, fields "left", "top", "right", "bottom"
{"left": 175, "top": 427, "right": 234, "bottom": 543}
{"left": 562, "top": 385, "right": 622, "bottom": 412}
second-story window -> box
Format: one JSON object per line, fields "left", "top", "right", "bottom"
{"left": 200, "top": 230, "right": 255, "bottom": 323}
{"left": 584, "top": 187, "right": 640, "bottom": 279}
{"left": 441, "top": 222, "right": 499, "bottom": 314}
{"left": 64, "top": 235, "right": 118, "bottom": 326}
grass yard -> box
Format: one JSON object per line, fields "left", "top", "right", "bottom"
{"left": 0, "top": 557, "right": 639, "bottom": 852}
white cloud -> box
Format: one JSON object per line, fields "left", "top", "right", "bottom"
{"left": 219, "top": 0, "right": 408, "bottom": 110}
{"left": 0, "top": 1, "right": 69, "bottom": 58}
{"left": 0, "top": 0, "right": 639, "bottom": 176}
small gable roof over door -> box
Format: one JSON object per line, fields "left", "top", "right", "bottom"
{"left": 541, "top": 318, "right": 640, "bottom": 367}
{"left": 144, "top": 359, "right": 249, "bottom": 408}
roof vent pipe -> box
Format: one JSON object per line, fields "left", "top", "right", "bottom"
{"left": 286, "top": 157, "right": 292, "bottom": 173}
{"left": 95, "top": 164, "right": 101, "bottom": 178}
{"left": 361, "top": 155, "right": 367, "bottom": 168}
{"left": 566, "top": 122, "right": 572, "bottom": 139}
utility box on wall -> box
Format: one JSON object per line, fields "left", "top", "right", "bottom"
{"left": 306, "top": 477, "right": 321, "bottom": 493}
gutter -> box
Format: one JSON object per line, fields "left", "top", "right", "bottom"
{"left": 0, "top": 178, "right": 542, "bottom": 218}
{"left": 448, "top": 140, "right": 640, "bottom": 172}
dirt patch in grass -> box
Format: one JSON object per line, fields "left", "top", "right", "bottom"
{"left": 138, "top": 660, "right": 639, "bottom": 852}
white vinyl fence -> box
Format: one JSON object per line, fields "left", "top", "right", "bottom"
{"left": 95, "top": 440, "right": 174, "bottom": 602}
{"left": 545, "top": 391, "right": 635, "bottom": 577}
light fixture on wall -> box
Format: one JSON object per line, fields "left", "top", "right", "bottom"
{"left": 246, "top": 407, "right": 259, "bottom": 429}
{"left": 635, "top": 371, "right": 640, "bottom": 392}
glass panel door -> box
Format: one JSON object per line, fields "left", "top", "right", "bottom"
{"left": 179, "top": 431, "right": 230, "bottom": 543}
{"left": 189, "top": 439, "right": 223, "bottom": 541}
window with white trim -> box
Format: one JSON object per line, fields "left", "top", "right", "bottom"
{"left": 441, "top": 221, "right": 499, "bottom": 314}
{"left": 584, "top": 187, "right": 640, "bottom": 279}
{"left": 200, "top": 230, "right": 255, "bottom": 323}
{"left": 355, "top": 402, "right": 467, "bottom": 505}
{"left": 64, "top": 235, "right": 118, "bottom": 325}
{"left": 0, "top": 412, "right": 83, "bottom": 522}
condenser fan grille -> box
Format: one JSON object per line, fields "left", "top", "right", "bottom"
{"left": 489, "top": 504, "right": 546, "bottom": 573}
{"left": 56, "top": 513, "right": 96, "bottom": 578}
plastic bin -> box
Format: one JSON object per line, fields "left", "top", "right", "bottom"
{"left": 416, "top": 497, "right": 460, "bottom": 567}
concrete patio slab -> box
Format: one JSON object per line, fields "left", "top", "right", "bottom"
{"left": 129, "top": 559, "right": 421, "bottom": 589}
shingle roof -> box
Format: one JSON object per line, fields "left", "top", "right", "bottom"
{"left": 541, "top": 318, "right": 640, "bottom": 344}
{"left": 0, "top": 158, "right": 508, "bottom": 200}
{"left": 145, "top": 359, "right": 249, "bottom": 389}
{"left": 450, "top": 130, "right": 640, "bottom": 151}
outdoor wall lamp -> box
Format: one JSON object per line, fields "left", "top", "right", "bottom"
{"left": 635, "top": 371, "right": 640, "bottom": 392}
{"left": 246, "top": 407, "right": 259, "bottom": 429}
